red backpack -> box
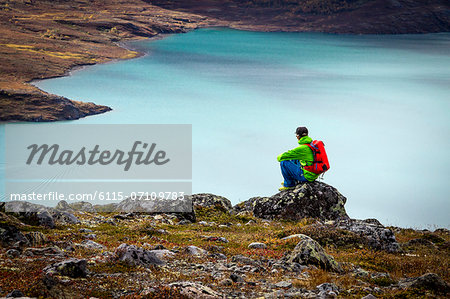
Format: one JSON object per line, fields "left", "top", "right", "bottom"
{"left": 303, "top": 140, "right": 330, "bottom": 175}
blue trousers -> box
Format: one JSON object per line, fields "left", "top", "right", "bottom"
{"left": 280, "top": 160, "right": 308, "bottom": 187}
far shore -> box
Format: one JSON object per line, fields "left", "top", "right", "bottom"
{"left": 0, "top": 0, "right": 448, "bottom": 122}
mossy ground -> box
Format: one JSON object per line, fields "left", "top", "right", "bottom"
{"left": 0, "top": 208, "right": 448, "bottom": 298}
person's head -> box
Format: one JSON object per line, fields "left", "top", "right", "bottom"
{"left": 295, "top": 126, "right": 308, "bottom": 139}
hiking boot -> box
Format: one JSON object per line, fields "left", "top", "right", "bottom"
{"left": 278, "top": 186, "right": 294, "bottom": 191}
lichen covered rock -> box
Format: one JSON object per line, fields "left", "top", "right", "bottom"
{"left": 189, "top": 193, "right": 233, "bottom": 212}
{"left": 335, "top": 218, "right": 400, "bottom": 252}
{"left": 285, "top": 234, "right": 343, "bottom": 273}
{"left": 114, "top": 243, "right": 165, "bottom": 267}
{"left": 236, "top": 181, "right": 348, "bottom": 221}
{"left": 44, "top": 258, "right": 87, "bottom": 278}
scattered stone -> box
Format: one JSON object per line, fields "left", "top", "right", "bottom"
{"left": 25, "top": 231, "right": 48, "bottom": 246}
{"left": 114, "top": 243, "right": 164, "bottom": 267}
{"left": 207, "top": 245, "right": 224, "bottom": 253}
{"left": 237, "top": 182, "right": 348, "bottom": 221}
{"left": 85, "top": 234, "right": 97, "bottom": 239}
{"left": 6, "top": 290, "right": 24, "bottom": 298}
{"left": 169, "top": 281, "right": 220, "bottom": 298}
{"left": 209, "top": 253, "right": 227, "bottom": 260}
{"left": 231, "top": 255, "right": 259, "bottom": 266}
{"left": 79, "top": 228, "right": 93, "bottom": 233}
{"left": 353, "top": 267, "right": 370, "bottom": 278}
{"left": 275, "top": 281, "right": 292, "bottom": 288}
{"left": 317, "top": 290, "right": 337, "bottom": 298}
{"left": 153, "top": 214, "right": 164, "bottom": 220}
{"left": 219, "top": 278, "right": 233, "bottom": 286}
{"left": 178, "top": 220, "right": 192, "bottom": 225}
{"left": 285, "top": 234, "right": 343, "bottom": 272}
{"left": 149, "top": 249, "right": 176, "bottom": 260}
{"left": 81, "top": 240, "right": 105, "bottom": 250}
{"left": 185, "top": 245, "right": 207, "bottom": 256}
{"left": 6, "top": 249, "right": 21, "bottom": 258}
{"left": 24, "top": 246, "right": 64, "bottom": 257}
{"left": 245, "top": 220, "right": 255, "bottom": 226}
{"left": 399, "top": 273, "right": 449, "bottom": 294}
{"left": 44, "top": 258, "right": 87, "bottom": 278}
{"left": 52, "top": 211, "right": 80, "bottom": 225}
{"left": 248, "top": 242, "right": 267, "bottom": 249}
{"left": 361, "top": 294, "right": 377, "bottom": 299}
{"left": 317, "top": 283, "right": 339, "bottom": 294}
{"left": 230, "top": 273, "right": 244, "bottom": 283}
{"left": 206, "top": 236, "right": 229, "bottom": 243}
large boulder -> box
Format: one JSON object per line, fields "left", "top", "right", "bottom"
{"left": 335, "top": 218, "right": 400, "bottom": 253}
{"left": 54, "top": 200, "right": 73, "bottom": 212}
{"left": 284, "top": 234, "right": 343, "bottom": 272}
{"left": 0, "top": 223, "right": 29, "bottom": 247}
{"left": 235, "top": 182, "right": 348, "bottom": 221}
{"left": 43, "top": 258, "right": 87, "bottom": 278}
{"left": 52, "top": 211, "right": 80, "bottom": 225}
{"left": 187, "top": 193, "right": 233, "bottom": 213}
{"left": 399, "top": 273, "right": 450, "bottom": 295}
{"left": 114, "top": 243, "right": 165, "bottom": 267}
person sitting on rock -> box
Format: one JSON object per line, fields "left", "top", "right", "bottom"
{"left": 277, "top": 126, "right": 319, "bottom": 191}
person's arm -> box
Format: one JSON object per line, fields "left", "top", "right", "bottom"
{"left": 277, "top": 147, "right": 302, "bottom": 162}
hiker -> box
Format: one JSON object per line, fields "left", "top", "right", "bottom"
{"left": 277, "top": 126, "right": 320, "bottom": 191}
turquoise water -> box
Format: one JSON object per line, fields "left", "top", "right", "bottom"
{"left": 4, "top": 28, "right": 450, "bottom": 228}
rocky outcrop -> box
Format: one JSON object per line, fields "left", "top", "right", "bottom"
{"left": 335, "top": 218, "right": 400, "bottom": 253}
{"left": 235, "top": 182, "right": 348, "bottom": 221}
{"left": 5, "top": 202, "right": 55, "bottom": 228}
{"left": 188, "top": 193, "right": 233, "bottom": 212}
{"left": 0, "top": 89, "right": 111, "bottom": 122}
{"left": 0, "top": 223, "right": 29, "bottom": 247}
{"left": 284, "top": 234, "right": 343, "bottom": 273}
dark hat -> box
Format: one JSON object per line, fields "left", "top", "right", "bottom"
{"left": 295, "top": 126, "right": 308, "bottom": 137}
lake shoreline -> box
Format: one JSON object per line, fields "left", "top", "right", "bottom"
{"left": 0, "top": 0, "right": 448, "bottom": 122}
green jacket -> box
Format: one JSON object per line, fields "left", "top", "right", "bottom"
{"left": 277, "top": 136, "right": 319, "bottom": 182}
